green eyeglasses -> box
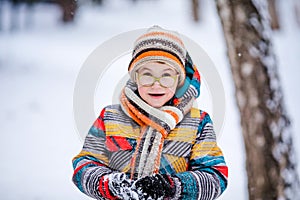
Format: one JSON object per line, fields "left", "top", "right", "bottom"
{"left": 136, "top": 72, "right": 178, "bottom": 88}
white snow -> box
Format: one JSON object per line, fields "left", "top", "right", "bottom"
{"left": 0, "top": 0, "right": 299, "bottom": 199}
{"left": 241, "top": 62, "right": 253, "bottom": 77}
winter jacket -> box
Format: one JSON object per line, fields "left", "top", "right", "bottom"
{"left": 72, "top": 104, "right": 228, "bottom": 199}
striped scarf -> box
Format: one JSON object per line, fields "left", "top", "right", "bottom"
{"left": 120, "top": 53, "right": 201, "bottom": 179}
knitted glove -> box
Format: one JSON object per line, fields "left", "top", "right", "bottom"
{"left": 99, "top": 172, "right": 139, "bottom": 200}
{"left": 133, "top": 174, "right": 179, "bottom": 200}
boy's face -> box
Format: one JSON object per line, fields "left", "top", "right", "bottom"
{"left": 136, "top": 62, "right": 179, "bottom": 108}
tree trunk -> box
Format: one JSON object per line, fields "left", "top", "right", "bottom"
{"left": 215, "top": 0, "right": 300, "bottom": 199}
{"left": 56, "top": 0, "right": 77, "bottom": 23}
{"left": 268, "top": 0, "right": 280, "bottom": 30}
{"left": 192, "top": 0, "right": 200, "bottom": 22}
{"left": 295, "top": 0, "right": 300, "bottom": 27}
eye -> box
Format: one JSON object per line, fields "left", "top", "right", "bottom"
{"left": 141, "top": 72, "right": 152, "bottom": 76}
{"left": 161, "top": 73, "right": 172, "bottom": 77}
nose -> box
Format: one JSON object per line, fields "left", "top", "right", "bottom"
{"left": 151, "top": 80, "right": 162, "bottom": 88}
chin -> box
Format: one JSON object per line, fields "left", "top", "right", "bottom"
{"left": 149, "top": 102, "right": 166, "bottom": 108}
{"left": 152, "top": 105, "right": 163, "bottom": 108}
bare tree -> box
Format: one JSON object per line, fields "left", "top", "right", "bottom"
{"left": 56, "top": 0, "right": 77, "bottom": 23}
{"left": 192, "top": 0, "right": 200, "bottom": 22}
{"left": 215, "top": 0, "right": 300, "bottom": 199}
{"left": 295, "top": 0, "right": 300, "bottom": 27}
{"left": 0, "top": 0, "right": 3, "bottom": 31}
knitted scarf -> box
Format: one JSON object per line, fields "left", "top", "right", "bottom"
{"left": 120, "top": 53, "right": 201, "bottom": 179}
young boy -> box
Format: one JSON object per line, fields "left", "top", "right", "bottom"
{"left": 72, "top": 26, "right": 228, "bottom": 200}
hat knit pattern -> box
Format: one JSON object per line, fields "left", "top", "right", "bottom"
{"left": 128, "top": 26, "right": 187, "bottom": 87}
{"left": 120, "top": 49, "right": 201, "bottom": 179}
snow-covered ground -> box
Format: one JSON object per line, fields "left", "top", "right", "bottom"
{"left": 0, "top": 0, "right": 299, "bottom": 199}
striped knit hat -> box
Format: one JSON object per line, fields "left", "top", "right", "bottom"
{"left": 128, "top": 26, "right": 187, "bottom": 86}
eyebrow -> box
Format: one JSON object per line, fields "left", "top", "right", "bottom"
{"left": 163, "top": 68, "right": 176, "bottom": 72}
{"left": 139, "top": 67, "right": 151, "bottom": 72}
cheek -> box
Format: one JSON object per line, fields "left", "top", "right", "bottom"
{"left": 165, "top": 87, "right": 176, "bottom": 99}
{"left": 137, "top": 86, "right": 147, "bottom": 99}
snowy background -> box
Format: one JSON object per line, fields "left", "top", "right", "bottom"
{"left": 0, "top": 0, "right": 299, "bottom": 199}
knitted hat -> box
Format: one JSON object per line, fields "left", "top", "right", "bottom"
{"left": 128, "top": 26, "right": 187, "bottom": 86}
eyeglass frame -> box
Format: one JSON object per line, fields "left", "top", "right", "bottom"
{"left": 135, "top": 72, "right": 179, "bottom": 88}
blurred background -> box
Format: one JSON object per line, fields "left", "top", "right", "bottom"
{"left": 0, "top": 0, "right": 299, "bottom": 199}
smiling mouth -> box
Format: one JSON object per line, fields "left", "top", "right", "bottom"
{"left": 149, "top": 93, "right": 165, "bottom": 97}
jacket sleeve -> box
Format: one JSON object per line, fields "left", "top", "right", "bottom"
{"left": 175, "top": 111, "right": 228, "bottom": 200}
{"left": 72, "top": 108, "right": 114, "bottom": 199}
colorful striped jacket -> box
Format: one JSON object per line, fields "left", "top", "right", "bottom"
{"left": 72, "top": 104, "right": 228, "bottom": 199}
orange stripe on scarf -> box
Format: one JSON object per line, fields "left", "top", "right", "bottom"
{"left": 130, "top": 126, "right": 148, "bottom": 179}
{"left": 121, "top": 90, "right": 169, "bottom": 138}
{"left": 153, "top": 137, "right": 165, "bottom": 174}
{"left": 120, "top": 91, "right": 144, "bottom": 126}
{"left": 128, "top": 101, "right": 168, "bottom": 138}
{"left": 164, "top": 110, "right": 180, "bottom": 124}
